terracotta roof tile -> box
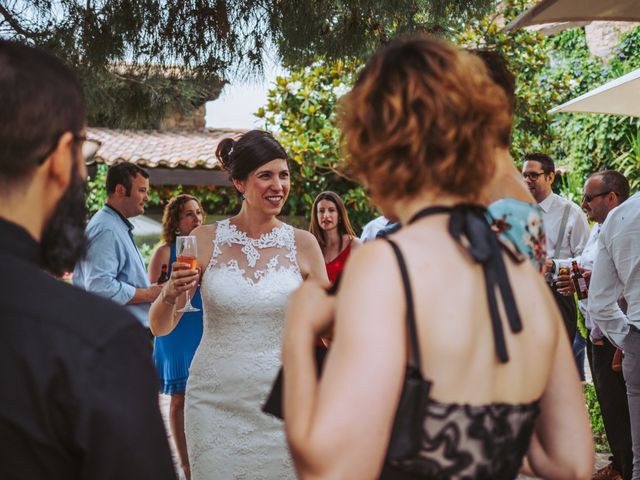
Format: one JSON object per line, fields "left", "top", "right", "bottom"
{"left": 87, "top": 127, "right": 246, "bottom": 169}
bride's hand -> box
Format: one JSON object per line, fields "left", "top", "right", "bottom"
{"left": 162, "top": 262, "right": 199, "bottom": 303}
{"left": 286, "top": 280, "right": 336, "bottom": 337}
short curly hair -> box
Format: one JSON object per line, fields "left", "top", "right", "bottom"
{"left": 341, "top": 35, "right": 510, "bottom": 203}
{"left": 161, "top": 194, "right": 205, "bottom": 244}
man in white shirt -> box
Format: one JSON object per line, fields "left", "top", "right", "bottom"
{"left": 589, "top": 188, "right": 640, "bottom": 480}
{"left": 555, "top": 170, "right": 632, "bottom": 480}
{"left": 523, "top": 152, "right": 590, "bottom": 341}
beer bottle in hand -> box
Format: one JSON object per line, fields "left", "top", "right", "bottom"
{"left": 571, "top": 261, "right": 588, "bottom": 300}
{"left": 157, "top": 264, "right": 170, "bottom": 284}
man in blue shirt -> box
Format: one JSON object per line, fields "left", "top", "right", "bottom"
{"left": 74, "top": 163, "right": 162, "bottom": 329}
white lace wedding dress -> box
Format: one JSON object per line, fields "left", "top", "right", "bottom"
{"left": 185, "top": 219, "right": 302, "bottom": 479}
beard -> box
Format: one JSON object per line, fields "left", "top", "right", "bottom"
{"left": 40, "top": 163, "right": 88, "bottom": 277}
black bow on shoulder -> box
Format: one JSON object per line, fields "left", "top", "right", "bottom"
{"left": 408, "top": 204, "right": 524, "bottom": 363}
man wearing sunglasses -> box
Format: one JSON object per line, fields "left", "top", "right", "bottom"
{"left": 0, "top": 40, "right": 176, "bottom": 479}
{"left": 589, "top": 179, "right": 640, "bottom": 480}
{"left": 554, "top": 171, "right": 632, "bottom": 480}
{"left": 523, "top": 152, "right": 590, "bottom": 342}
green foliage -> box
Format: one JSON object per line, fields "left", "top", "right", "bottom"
{"left": 1, "top": 0, "right": 495, "bottom": 128}
{"left": 547, "top": 26, "right": 640, "bottom": 190}
{"left": 86, "top": 164, "right": 108, "bottom": 216}
{"left": 273, "top": 0, "right": 494, "bottom": 66}
{"left": 453, "top": 0, "right": 572, "bottom": 163}
{"left": 558, "top": 169, "right": 584, "bottom": 204}
{"left": 259, "top": 60, "right": 378, "bottom": 231}
{"left": 584, "top": 383, "right": 610, "bottom": 453}
{"left": 610, "top": 130, "right": 640, "bottom": 193}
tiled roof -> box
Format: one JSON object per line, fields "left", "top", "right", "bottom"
{"left": 87, "top": 127, "right": 246, "bottom": 169}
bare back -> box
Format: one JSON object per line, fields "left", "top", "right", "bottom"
{"left": 392, "top": 216, "right": 559, "bottom": 405}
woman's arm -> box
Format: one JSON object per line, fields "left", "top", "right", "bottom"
{"left": 148, "top": 244, "right": 170, "bottom": 284}
{"left": 149, "top": 224, "right": 212, "bottom": 336}
{"left": 350, "top": 235, "right": 363, "bottom": 250}
{"left": 295, "top": 229, "right": 329, "bottom": 284}
{"left": 524, "top": 300, "right": 594, "bottom": 479}
{"left": 148, "top": 263, "right": 197, "bottom": 336}
{"left": 283, "top": 241, "right": 405, "bottom": 478}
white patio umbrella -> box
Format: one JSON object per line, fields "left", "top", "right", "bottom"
{"left": 549, "top": 67, "right": 640, "bottom": 116}
{"left": 506, "top": 0, "right": 640, "bottom": 31}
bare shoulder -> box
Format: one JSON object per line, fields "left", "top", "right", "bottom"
{"left": 192, "top": 222, "right": 217, "bottom": 241}
{"left": 153, "top": 243, "right": 171, "bottom": 256}
{"left": 343, "top": 239, "right": 395, "bottom": 276}
{"left": 292, "top": 227, "right": 318, "bottom": 250}
{"left": 349, "top": 235, "right": 363, "bottom": 249}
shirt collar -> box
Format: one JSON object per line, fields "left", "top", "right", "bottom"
{"left": 104, "top": 204, "right": 134, "bottom": 231}
{"left": 538, "top": 193, "right": 555, "bottom": 213}
{"left": 0, "top": 218, "right": 42, "bottom": 266}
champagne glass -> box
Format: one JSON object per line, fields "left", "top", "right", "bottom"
{"left": 176, "top": 235, "right": 200, "bottom": 313}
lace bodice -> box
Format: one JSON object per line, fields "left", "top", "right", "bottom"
{"left": 207, "top": 218, "right": 300, "bottom": 280}
{"left": 185, "top": 219, "right": 300, "bottom": 479}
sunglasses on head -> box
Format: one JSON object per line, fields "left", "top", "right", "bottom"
{"left": 36, "top": 134, "right": 102, "bottom": 166}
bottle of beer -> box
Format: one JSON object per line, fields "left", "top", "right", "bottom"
{"left": 157, "top": 264, "right": 170, "bottom": 284}
{"left": 571, "top": 260, "right": 588, "bottom": 300}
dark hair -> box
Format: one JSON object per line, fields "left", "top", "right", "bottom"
{"left": 162, "top": 194, "right": 205, "bottom": 244}
{"left": 216, "top": 130, "right": 289, "bottom": 181}
{"left": 469, "top": 49, "right": 515, "bottom": 147}
{"left": 591, "top": 170, "right": 630, "bottom": 203}
{"left": 0, "top": 40, "right": 86, "bottom": 190}
{"left": 524, "top": 152, "right": 555, "bottom": 175}
{"left": 342, "top": 35, "right": 510, "bottom": 202}
{"left": 106, "top": 162, "right": 150, "bottom": 195}
{"left": 309, "top": 191, "right": 357, "bottom": 253}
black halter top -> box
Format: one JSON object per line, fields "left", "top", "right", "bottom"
{"left": 380, "top": 204, "right": 540, "bottom": 480}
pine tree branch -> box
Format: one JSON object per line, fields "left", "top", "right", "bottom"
{"left": 0, "top": 4, "right": 42, "bottom": 40}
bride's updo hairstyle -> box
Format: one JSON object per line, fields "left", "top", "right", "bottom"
{"left": 341, "top": 35, "right": 510, "bottom": 202}
{"left": 216, "top": 130, "right": 289, "bottom": 181}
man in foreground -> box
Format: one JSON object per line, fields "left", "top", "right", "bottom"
{"left": 0, "top": 40, "right": 176, "bottom": 479}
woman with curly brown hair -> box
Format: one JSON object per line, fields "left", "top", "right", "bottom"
{"left": 282, "top": 35, "right": 593, "bottom": 479}
{"left": 148, "top": 194, "right": 205, "bottom": 479}
{"left": 309, "top": 191, "right": 361, "bottom": 285}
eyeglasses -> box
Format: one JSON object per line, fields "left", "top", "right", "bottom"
{"left": 582, "top": 191, "right": 613, "bottom": 203}
{"left": 522, "top": 171, "right": 547, "bottom": 180}
{"left": 36, "top": 134, "right": 102, "bottom": 165}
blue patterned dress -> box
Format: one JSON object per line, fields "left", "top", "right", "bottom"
{"left": 488, "top": 198, "right": 547, "bottom": 272}
{"left": 153, "top": 243, "right": 204, "bottom": 394}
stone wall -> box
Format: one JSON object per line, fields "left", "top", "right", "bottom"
{"left": 160, "top": 104, "right": 206, "bottom": 131}
{"left": 584, "top": 21, "right": 638, "bottom": 61}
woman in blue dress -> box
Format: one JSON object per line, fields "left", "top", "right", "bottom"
{"left": 148, "top": 194, "right": 205, "bottom": 479}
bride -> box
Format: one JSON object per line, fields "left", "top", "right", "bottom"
{"left": 150, "top": 130, "right": 327, "bottom": 479}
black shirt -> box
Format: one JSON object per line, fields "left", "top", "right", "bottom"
{"left": 0, "top": 219, "right": 176, "bottom": 479}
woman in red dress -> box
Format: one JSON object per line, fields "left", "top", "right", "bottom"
{"left": 309, "top": 191, "right": 361, "bottom": 284}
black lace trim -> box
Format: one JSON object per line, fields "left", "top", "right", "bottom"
{"left": 382, "top": 399, "right": 540, "bottom": 479}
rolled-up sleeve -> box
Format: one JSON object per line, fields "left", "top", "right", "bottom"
{"left": 83, "top": 229, "right": 136, "bottom": 305}
{"left": 588, "top": 237, "right": 628, "bottom": 349}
